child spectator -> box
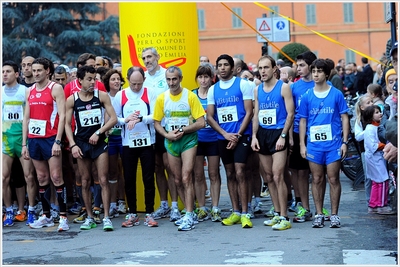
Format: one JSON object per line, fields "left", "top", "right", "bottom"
{"left": 362, "top": 105, "right": 394, "bottom": 215}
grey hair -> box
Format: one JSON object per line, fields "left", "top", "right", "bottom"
{"left": 142, "top": 47, "right": 159, "bottom": 57}
{"left": 166, "top": 66, "right": 182, "bottom": 78}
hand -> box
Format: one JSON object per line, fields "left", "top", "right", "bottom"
{"left": 52, "top": 143, "right": 61, "bottom": 157}
{"left": 251, "top": 138, "right": 260, "bottom": 152}
{"left": 300, "top": 145, "right": 307, "bottom": 159}
{"left": 71, "top": 145, "right": 83, "bottom": 159}
{"left": 166, "top": 129, "right": 184, "bottom": 142}
{"left": 341, "top": 143, "right": 348, "bottom": 159}
{"left": 383, "top": 142, "right": 398, "bottom": 163}
{"left": 89, "top": 133, "right": 99, "bottom": 145}
{"left": 126, "top": 119, "right": 139, "bottom": 130}
{"left": 275, "top": 137, "right": 285, "bottom": 151}
{"left": 22, "top": 146, "right": 30, "bottom": 160}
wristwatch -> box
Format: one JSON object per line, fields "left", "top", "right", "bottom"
{"left": 55, "top": 139, "right": 62, "bottom": 146}
{"left": 280, "top": 133, "right": 286, "bottom": 139}
{"left": 179, "top": 127, "right": 184, "bottom": 133}
{"left": 138, "top": 115, "right": 143, "bottom": 122}
{"left": 95, "top": 130, "right": 101, "bottom": 136}
{"left": 342, "top": 140, "right": 349, "bottom": 145}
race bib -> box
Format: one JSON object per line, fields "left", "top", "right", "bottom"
{"left": 166, "top": 117, "right": 189, "bottom": 132}
{"left": 28, "top": 119, "right": 46, "bottom": 136}
{"left": 258, "top": 109, "right": 276, "bottom": 126}
{"left": 3, "top": 104, "right": 23, "bottom": 121}
{"left": 79, "top": 109, "right": 102, "bottom": 127}
{"left": 217, "top": 106, "right": 238, "bottom": 123}
{"left": 128, "top": 131, "right": 151, "bottom": 148}
{"left": 310, "top": 124, "right": 332, "bottom": 142}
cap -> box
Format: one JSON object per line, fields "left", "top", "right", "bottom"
{"left": 59, "top": 64, "right": 70, "bottom": 73}
{"left": 276, "top": 59, "right": 285, "bottom": 66}
{"left": 390, "top": 41, "right": 398, "bottom": 57}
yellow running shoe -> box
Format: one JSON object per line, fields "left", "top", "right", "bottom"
{"left": 264, "top": 215, "right": 281, "bottom": 226}
{"left": 221, "top": 212, "right": 241, "bottom": 226}
{"left": 241, "top": 214, "right": 253, "bottom": 228}
{"left": 272, "top": 217, "right": 292, "bottom": 230}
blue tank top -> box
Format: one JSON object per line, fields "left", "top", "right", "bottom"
{"left": 213, "top": 77, "right": 252, "bottom": 139}
{"left": 193, "top": 89, "right": 217, "bottom": 142}
{"left": 257, "top": 80, "right": 287, "bottom": 130}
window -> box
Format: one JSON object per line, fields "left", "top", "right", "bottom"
{"left": 198, "top": 9, "right": 205, "bottom": 30}
{"left": 232, "top": 7, "right": 242, "bottom": 28}
{"left": 269, "top": 6, "right": 279, "bottom": 17}
{"left": 306, "top": 4, "right": 316, "bottom": 25}
{"left": 345, "top": 50, "right": 356, "bottom": 64}
{"left": 343, "top": 3, "right": 354, "bottom": 23}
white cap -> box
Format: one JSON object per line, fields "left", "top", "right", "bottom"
{"left": 59, "top": 64, "right": 70, "bottom": 73}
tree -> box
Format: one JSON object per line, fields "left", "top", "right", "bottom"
{"left": 2, "top": 3, "right": 120, "bottom": 66}
{"left": 277, "top": 42, "right": 310, "bottom": 67}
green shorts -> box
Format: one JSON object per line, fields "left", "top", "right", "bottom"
{"left": 165, "top": 132, "right": 198, "bottom": 157}
{"left": 2, "top": 133, "right": 23, "bottom": 158}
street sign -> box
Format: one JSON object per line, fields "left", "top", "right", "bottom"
{"left": 385, "top": 2, "right": 393, "bottom": 23}
{"left": 272, "top": 17, "right": 290, "bottom": 42}
{"left": 256, "top": 17, "right": 290, "bottom": 43}
{"left": 256, "top": 17, "right": 272, "bottom": 43}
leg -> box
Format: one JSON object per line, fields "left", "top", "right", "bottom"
{"left": 207, "top": 155, "right": 221, "bottom": 208}
{"left": 140, "top": 147, "right": 156, "bottom": 214}
{"left": 48, "top": 154, "right": 66, "bottom": 216}
{"left": 180, "top": 147, "right": 197, "bottom": 213}
{"left": 271, "top": 150, "right": 289, "bottom": 217}
{"left": 234, "top": 162, "right": 248, "bottom": 213}
{"left": 193, "top": 155, "right": 206, "bottom": 208}
{"left": 121, "top": 147, "right": 139, "bottom": 214}
{"left": 20, "top": 156, "right": 37, "bottom": 208}
{"left": 2, "top": 154, "right": 14, "bottom": 209}
{"left": 309, "top": 161, "right": 326, "bottom": 215}
{"left": 325, "top": 160, "right": 342, "bottom": 215}
{"left": 76, "top": 158, "right": 93, "bottom": 218}
{"left": 94, "top": 152, "right": 111, "bottom": 218}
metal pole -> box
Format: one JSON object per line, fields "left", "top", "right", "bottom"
{"left": 261, "top": 13, "right": 268, "bottom": 56}
{"left": 390, "top": 2, "right": 397, "bottom": 45}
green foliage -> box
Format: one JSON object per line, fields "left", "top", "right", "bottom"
{"left": 277, "top": 42, "right": 310, "bottom": 66}
{"left": 2, "top": 3, "right": 120, "bottom": 67}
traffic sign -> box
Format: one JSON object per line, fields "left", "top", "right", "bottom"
{"left": 256, "top": 17, "right": 272, "bottom": 42}
{"left": 256, "top": 17, "right": 290, "bottom": 43}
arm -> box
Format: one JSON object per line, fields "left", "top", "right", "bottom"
{"left": 276, "top": 83, "right": 295, "bottom": 150}
{"left": 64, "top": 95, "right": 82, "bottom": 159}
{"left": 299, "top": 118, "right": 307, "bottom": 159}
{"left": 251, "top": 87, "right": 260, "bottom": 152}
{"left": 22, "top": 88, "right": 31, "bottom": 160}
{"left": 340, "top": 113, "right": 349, "bottom": 158}
{"left": 52, "top": 84, "right": 66, "bottom": 156}
{"left": 98, "top": 91, "right": 117, "bottom": 134}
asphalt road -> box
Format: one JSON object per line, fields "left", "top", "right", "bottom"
{"left": 2, "top": 169, "right": 398, "bottom": 266}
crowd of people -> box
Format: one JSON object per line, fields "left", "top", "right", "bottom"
{"left": 2, "top": 42, "right": 397, "bottom": 232}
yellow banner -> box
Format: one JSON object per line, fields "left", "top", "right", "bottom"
{"left": 119, "top": 2, "right": 200, "bottom": 90}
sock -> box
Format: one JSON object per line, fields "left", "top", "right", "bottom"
{"left": 161, "top": 200, "right": 169, "bottom": 208}
{"left": 39, "top": 184, "right": 51, "bottom": 216}
{"left": 55, "top": 184, "right": 67, "bottom": 214}
{"left": 110, "top": 202, "right": 117, "bottom": 209}
{"left": 6, "top": 206, "right": 13, "bottom": 213}
{"left": 28, "top": 206, "right": 35, "bottom": 212}
{"left": 171, "top": 201, "right": 178, "bottom": 209}
{"left": 234, "top": 210, "right": 240, "bottom": 215}
{"left": 93, "top": 183, "right": 102, "bottom": 208}
{"left": 295, "top": 197, "right": 301, "bottom": 204}
{"left": 76, "top": 184, "right": 84, "bottom": 206}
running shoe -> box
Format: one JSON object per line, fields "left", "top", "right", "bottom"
{"left": 14, "top": 210, "right": 27, "bottom": 222}
{"left": 51, "top": 209, "right": 60, "bottom": 223}
{"left": 103, "top": 217, "right": 114, "bottom": 231}
{"left": 68, "top": 202, "right": 82, "bottom": 215}
{"left": 377, "top": 206, "right": 397, "bottom": 215}
{"left": 221, "top": 212, "right": 241, "bottom": 226}
{"left": 118, "top": 200, "right": 127, "bottom": 214}
{"left": 169, "top": 208, "right": 181, "bottom": 222}
{"left": 26, "top": 210, "right": 36, "bottom": 226}
{"left": 177, "top": 214, "right": 195, "bottom": 231}
{"left": 293, "top": 202, "right": 304, "bottom": 215}
{"left": 121, "top": 213, "right": 140, "bottom": 227}
{"left": 144, "top": 214, "right": 158, "bottom": 227}
{"left": 93, "top": 208, "right": 102, "bottom": 224}
{"left": 153, "top": 206, "right": 171, "bottom": 220}
{"left": 109, "top": 206, "right": 119, "bottom": 219}
{"left": 248, "top": 207, "right": 255, "bottom": 219}
{"left": 260, "top": 185, "right": 270, "bottom": 198}
{"left": 264, "top": 206, "right": 275, "bottom": 218}
{"left": 35, "top": 202, "right": 43, "bottom": 216}
{"left": 29, "top": 214, "right": 54, "bottom": 229}
{"left": 197, "top": 208, "right": 210, "bottom": 222}
{"left": 272, "top": 217, "right": 291, "bottom": 230}
{"left": 288, "top": 199, "right": 296, "bottom": 212}
{"left": 368, "top": 206, "right": 378, "bottom": 214}
{"left": 241, "top": 214, "right": 253, "bottom": 228}
{"left": 211, "top": 208, "right": 222, "bottom": 222}
{"left": 254, "top": 201, "right": 263, "bottom": 214}
{"left": 264, "top": 215, "right": 281, "bottom": 226}
{"left": 80, "top": 217, "right": 97, "bottom": 230}
{"left": 180, "top": 208, "right": 187, "bottom": 215}
{"left": 175, "top": 212, "right": 198, "bottom": 226}
{"left": 205, "top": 190, "right": 211, "bottom": 199}
{"left": 322, "top": 208, "right": 330, "bottom": 221}
{"left": 57, "top": 216, "right": 70, "bottom": 232}
{"left": 293, "top": 206, "right": 312, "bottom": 223}
{"left": 73, "top": 209, "right": 87, "bottom": 224}
{"left": 3, "top": 211, "right": 14, "bottom": 227}
{"left": 312, "top": 214, "right": 325, "bottom": 228}
{"left": 330, "top": 214, "right": 341, "bottom": 228}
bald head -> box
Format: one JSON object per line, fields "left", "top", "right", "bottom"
{"left": 21, "top": 56, "right": 35, "bottom": 79}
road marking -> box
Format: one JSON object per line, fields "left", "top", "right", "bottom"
{"left": 343, "top": 250, "right": 397, "bottom": 265}
{"left": 115, "top": 251, "right": 169, "bottom": 265}
{"left": 224, "top": 251, "right": 283, "bottom": 265}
